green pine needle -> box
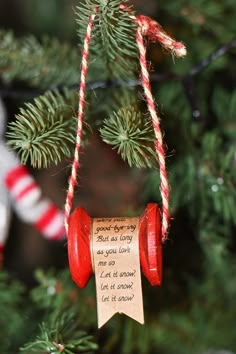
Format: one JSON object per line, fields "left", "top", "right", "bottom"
{"left": 7, "top": 90, "right": 79, "bottom": 168}
{"left": 0, "top": 30, "right": 80, "bottom": 88}
{"left": 75, "top": 0, "right": 137, "bottom": 79}
{"left": 0, "top": 269, "right": 30, "bottom": 353}
{"left": 21, "top": 311, "right": 98, "bottom": 354}
{"left": 100, "top": 107, "right": 156, "bottom": 167}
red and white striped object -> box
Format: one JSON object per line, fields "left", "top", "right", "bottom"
{"left": 0, "top": 142, "right": 65, "bottom": 241}
{"left": 5, "top": 165, "right": 41, "bottom": 205}
{"left": 0, "top": 180, "right": 11, "bottom": 266}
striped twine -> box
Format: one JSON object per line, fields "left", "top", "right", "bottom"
{"left": 136, "top": 27, "right": 169, "bottom": 241}
{"left": 64, "top": 12, "right": 96, "bottom": 234}
{"left": 120, "top": 5, "right": 186, "bottom": 241}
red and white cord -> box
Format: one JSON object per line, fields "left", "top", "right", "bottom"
{"left": 136, "top": 28, "right": 169, "bottom": 240}
{"left": 135, "top": 11, "right": 186, "bottom": 240}
{"left": 64, "top": 11, "right": 97, "bottom": 234}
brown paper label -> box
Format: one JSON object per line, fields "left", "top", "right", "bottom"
{"left": 91, "top": 217, "right": 144, "bottom": 328}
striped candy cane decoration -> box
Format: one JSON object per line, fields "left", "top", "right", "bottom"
{"left": 0, "top": 143, "right": 65, "bottom": 241}
{"left": 5, "top": 165, "right": 65, "bottom": 240}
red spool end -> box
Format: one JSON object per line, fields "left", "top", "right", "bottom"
{"left": 68, "top": 207, "right": 92, "bottom": 288}
{"left": 139, "top": 203, "right": 162, "bottom": 285}
{"left": 0, "top": 244, "right": 4, "bottom": 268}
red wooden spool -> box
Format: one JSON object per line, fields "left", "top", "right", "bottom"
{"left": 68, "top": 203, "right": 162, "bottom": 288}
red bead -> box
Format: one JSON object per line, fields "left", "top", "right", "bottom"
{"left": 68, "top": 204, "right": 162, "bottom": 288}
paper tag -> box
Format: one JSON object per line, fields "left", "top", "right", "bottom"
{"left": 91, "top": 217, "right": 144, "bottom": 328}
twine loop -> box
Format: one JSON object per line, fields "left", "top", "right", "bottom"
{"left": 64, "top": 4, "right": 186, "bottom": 242}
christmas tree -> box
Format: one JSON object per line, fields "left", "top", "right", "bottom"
{"left": 0, "top": 0, "right": 236, "bottom": 353}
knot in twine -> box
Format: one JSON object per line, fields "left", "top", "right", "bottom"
{"left": 136, "top": 15, "right": 186, "bottom": 58}
{"left": 64, "top": 5, "right": 187, "bottom": 242}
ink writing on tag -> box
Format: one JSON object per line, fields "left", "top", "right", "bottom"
{"left": 91, "top": 217, "right": 144, "bottom": 328}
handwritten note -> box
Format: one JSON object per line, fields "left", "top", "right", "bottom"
{"left": 91, "top": 217, "right": 144, "bottom": 328}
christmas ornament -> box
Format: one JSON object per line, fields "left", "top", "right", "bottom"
{"left": 65, "top": 4, "right": 186, "bottom": 327}
{"left": 68, "top": 203, "right": 162, "bottom": 288}
{"left": 4, "top": 161, "right": 65, "bottom": 240}
{"left": 0, "top": 98, "right": 65, "bottom": 266}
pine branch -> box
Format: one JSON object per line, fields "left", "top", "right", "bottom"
{"left": 100, "top": 106, "right": 156, "bottom": 167}
{"left": 30, "top": 269, "right": 97, "bottom": 329}
{"left": 31, "top": 269, "right": 80, "bottom": 313}
{"left": 7, "top": 90, "right": 80, "bottom": 168}
{"left": 75, "top": 0, "right": 137, "bottom": 79}
{"left": 1, "top": 39, "right": 235, "bottom": 105}
{"left": 0, "top": 272, "right": 28, "bottom": 353}
{"left": 21, "top": 311, "right": 98, "bottom": 354}
{"left": 21, "top": 270, "right": 98, "bottom": 353}
{"left": 146, "top": 129, "right": 236, "bottom": 226}
{"left": 0, "top": 30, "right": 80, "bottom": 89}
{"left": 2, "top": 4, "right": 235, "bottom": 170}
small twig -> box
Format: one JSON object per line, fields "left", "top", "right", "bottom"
{"left": 0, "top": 40, "right": 235, "bottom": 101}
{"left": 52, "top": 341, "right": 64, "bottom": 352}
{"left": 187, "top": 39, "right": 236, "bottom": 77}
